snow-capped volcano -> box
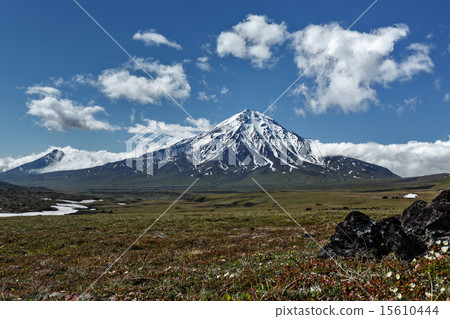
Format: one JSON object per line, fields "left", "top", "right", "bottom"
{"left": 189, "top": 109, "right": 321, "bottom": 168}
{"left": 145, "top": 109, "right": 322, "bottom": 173}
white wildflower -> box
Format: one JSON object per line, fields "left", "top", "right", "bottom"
{"left": 310, "top": 286, "right": 322, "bottom": 293}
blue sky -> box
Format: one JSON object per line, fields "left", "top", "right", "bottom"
{"left": 0, "top": 0, "right": 449, "bottom": 176}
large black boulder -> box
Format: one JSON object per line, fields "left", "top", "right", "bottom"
{"left": 318, "top": 190, "right": 450, "bottom": 260}
{"left": 401, "top": 190, "right": 450, "bottom": 244}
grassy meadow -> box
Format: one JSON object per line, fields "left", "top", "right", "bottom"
{"left": 0, "top": 186, "right": 449, "bottom": 301}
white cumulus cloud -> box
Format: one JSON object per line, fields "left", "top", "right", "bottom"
{"left": 294, "top": 107, "right": 306, "bottom": 118}
{"left": 217, "top": 14, "right": 287, "bottom": 68}
{"left": 127, "top": 117, "right": 213, "bottom": 151}
{"left": 196, "top": 56, "right": 211, "bottom": 71}
{"left": 291, "top": 23, "right": 434, "bottom": 114}
{"left": 26, "top": 86, "right": 118, "bottom": 132}
{"left": 185, "top": 117, "right": 213, "bottom": 131}
{"left": 26, "top": 86, "right": 60, "bottom": 97}
{"left": 313, "top": 138, "right": 450, "bottom": 177}
{"left": 397, "top": 96, "right": 420, "bottom": 116}
{"left": 98, "top": 59, "right": 190, "bottom": 104}
{"left": 133, "top": 29, "right": 182, "bottom": 50}
{"left": 197, "top": 91, "right": 217, "bottom": 102}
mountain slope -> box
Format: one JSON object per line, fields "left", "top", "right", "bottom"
{"left": 3, "top": 149, "right": 64, "bottom": 175}
{"left": 324, "top": 156, "right": 398, "bottom": 180}
{"left": 0, "top": 181, "right": 29, "bottom": 191}
{"left": 433, "top": 175, "right": 450, "bottom": 190}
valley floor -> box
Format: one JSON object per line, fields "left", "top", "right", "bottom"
{"left": 0, "top": 187, "right": 448, "bottom": 300}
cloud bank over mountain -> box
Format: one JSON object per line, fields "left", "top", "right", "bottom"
{"left": 314, "top": 138, "right": 450, "bottom": 177}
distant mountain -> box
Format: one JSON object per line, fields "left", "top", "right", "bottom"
{"left": 4, "top": 149, "right": 64, "bottom": 175}
{"left": 323, "top": 156, "right": 397, "bottom": 180}
{"left": 0, "top": 110, "right": 398, "bottom": 190}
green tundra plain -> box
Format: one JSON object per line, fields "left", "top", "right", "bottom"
{"left": 0, "top": 175, "right": 449, "bottom": 301}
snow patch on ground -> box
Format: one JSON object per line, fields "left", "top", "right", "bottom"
{"left": 59, "top": 199, "right": 97, "bottom": 204}
{"left": 0, "top": 199, "right": 99, "bottom": 218}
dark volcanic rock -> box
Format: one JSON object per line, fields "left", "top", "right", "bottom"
{"left": 318, "top": 211, "right": 374, "bottom": 259}
{"left": 374, "top": 217, "right": 426, "bottom": 260}
{"left": 318, "top": 190, "right": 450, "bottom": 260}
{"left": 431, "top": 190, "right": 450, "bottom": 203}
{"left": 401, "top": 190, "right": 450, "bottom": 244}
{"left": 318, "top": 212, "right": 425, "bottom": 260}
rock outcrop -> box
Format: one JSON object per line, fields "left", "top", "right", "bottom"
{"left": 318, "top": 190, "right": 450, "bottom": 260}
